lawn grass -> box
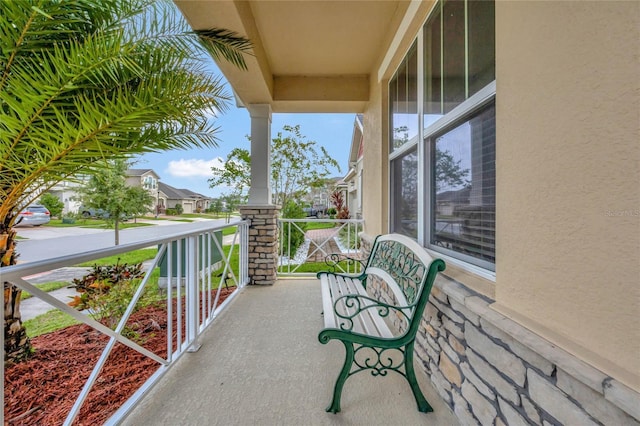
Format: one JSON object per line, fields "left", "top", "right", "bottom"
{"left": 278, "top": 260, "right": 359, "bottom": 274}
{"left": 79, "top": 221, "right": 155, "bottom": 230}
{"left": 22, "top": 281, "right": 70, "bottom": 300}
{"left": 305, "top": 221, "right": 337, "bottom": 230}
{"left": 75, "top": 248, "right": 158, "bottom": 267}
{"left": 222, "top": 226, "right": 237, "bottom": 236}
{"left": 24, "top": 310, "right": 80, "bottom": 338}
{"left": 46, "top": 218, "right": 92, "bottom": 227}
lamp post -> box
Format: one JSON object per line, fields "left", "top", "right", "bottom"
{"left": 155, "top": 190, "right": 160, "bottom": 219}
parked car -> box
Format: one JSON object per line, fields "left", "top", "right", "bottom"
{"left": 303, "top": 206, "right": 327, "bottom": 218}
{"left": 79, "top": 207, "right": 130, "bottom": 221}
{"left": 15, "top": 204, "right": 51, "bottom": 227}
{"left": 80, "top": 207, "right": 108, "bottom": 219}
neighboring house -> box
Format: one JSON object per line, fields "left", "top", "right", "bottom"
{"left": 126, "top": 168, "right": 160, "bottom": 214}
{"left": 435, "top": 187, "right": 471, "bottom": 217}
{"left": 48, "top": 179, "right": 86, "bottom": 214}
{"left": 180, "top": 1, "right": 639, "bottom": 424}
{"left": 158, "top": 182, "right": 210, "bottom": 214}
{"left": 340, "top": 114, "right": 364, "bottom": 219}
{"left": 44, "top": 169, "right": 210, "bottom": 217}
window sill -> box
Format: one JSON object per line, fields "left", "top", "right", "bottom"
{"left": 425, "top": 248, "right": 496, "bottom": 299}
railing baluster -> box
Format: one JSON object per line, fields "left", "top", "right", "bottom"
{"left": 166, "top": 242, "right": 173, "bottom": 363}
{"left": 276, "top": 218, "right": 364, "bottom": 277}
{"left": 186, "top": 235, "right": 200, "bottom": 352}
{"left": 2, "top": 220, "right": 249, "bottom": 425}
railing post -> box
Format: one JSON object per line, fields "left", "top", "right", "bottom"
{"left": 186, "top": 235, "right": 201, "bottom": 352}
{"left": 240, "top": 222, "right": 250, "bottom": 287}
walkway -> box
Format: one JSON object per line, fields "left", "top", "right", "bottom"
{"left": 121, "top": 279, "right": 458, "bottom": 425}
{"left": 305, "top": 228, "right": 342, "bottom": 262}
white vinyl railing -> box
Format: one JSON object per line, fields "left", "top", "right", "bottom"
{"left": 277, "top": 219, "right": 365, "bottom": 276}
{"left": 1, "top": 220, "right": 249, "bottom": 425}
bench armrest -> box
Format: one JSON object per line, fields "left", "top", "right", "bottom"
{"left": 332, "top": 293, "right": 414, "bottom": 332}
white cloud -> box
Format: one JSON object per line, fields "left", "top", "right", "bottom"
{"left": 166, "top": 157, "right": 224, "bottom": 178}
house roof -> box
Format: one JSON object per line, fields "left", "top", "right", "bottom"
{"left": 158, "top": 182, "right": 210, "bottom": 201}
{"left": 127, "top": 168, "right": 160, "bottom": 179}
{"left": 174, "top": 1, "right": 424, "bottom": 113}
{"left": 436, "top": 187, "right": 471, "bottom": 203}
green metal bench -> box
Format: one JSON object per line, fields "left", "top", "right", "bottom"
{"left": 317, "top": 233, "right": 446, "bottom": 413}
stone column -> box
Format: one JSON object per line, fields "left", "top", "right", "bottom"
{"left": 240, "top": 205, "right": 280, "bottom": 285}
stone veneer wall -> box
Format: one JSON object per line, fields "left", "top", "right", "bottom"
{"left": 359, "top": 234, "right": 639, "bottom": 426}
{"left": 240, "top": 205, "right": 280, "bottom": 286}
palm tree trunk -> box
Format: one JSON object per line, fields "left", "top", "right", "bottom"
{"left": 1, "top": 228, "right": 33, "bottom": 365}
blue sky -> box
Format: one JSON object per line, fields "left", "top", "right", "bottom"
{"left": 134, "top": 63, "right": 356, "bottom": 198}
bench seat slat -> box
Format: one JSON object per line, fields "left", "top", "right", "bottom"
{"left": 320, "top": 273, "right": 337, "bottom": 330}
{"left": 320, "top": 273, "right": 393, "bottom": 339}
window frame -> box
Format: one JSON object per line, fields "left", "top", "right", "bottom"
{"left": 425, "top": 95, "right": 496, "bottom": 272}
{"left": 388, "top": 0, "right": 496, "bottom": 275}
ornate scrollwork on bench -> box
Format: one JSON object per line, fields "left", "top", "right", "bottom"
{"left": 324, "top": 253, "right": 366, "bottom": 274}
{"left": 352, "top": 345, "right": 406, "bottom": 377}
{"left": 317, "top": 233, "right": 446, "bottom": 414}
{"left": 332, "top": 293, "right": 413, "bottom": 333}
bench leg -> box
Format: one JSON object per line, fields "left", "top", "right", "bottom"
{"left": 326, "top": 340, "right": 355, "bottom": 413}
{"left": 405, "top": 342, "right": 433, "bottom": 413}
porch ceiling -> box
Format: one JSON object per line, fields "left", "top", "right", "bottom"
{"left": 174, "top": 0, "right": 411, "bottom": 113}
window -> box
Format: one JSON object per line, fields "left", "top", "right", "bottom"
{"left": 389, "top": 0, "right": 495, "bottom": 270}
{"left": 391, "top": 148, "right": 418, "bottom": 239}
{"left": 430, "top": 102, "right": 495, "bottom": 269}
{"left": 389, "top": 42, "right": 418, "bottom": 152}
{"left": 142, "top": 176, "right": 157, "bottom": 190}
{"left": 423, "top": 0, "right": 495, "bottom": 123}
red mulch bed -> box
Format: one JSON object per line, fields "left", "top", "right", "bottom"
{"left": 4, "top": 287, "right": 236, "bottom": 425}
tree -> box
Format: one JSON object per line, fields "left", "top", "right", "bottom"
{"left": 221, "top": 193, "right": 242, "bottom": 223}
{"left": 126, "top": 186, "right": 156, "bottom": 222}
{"left": 0, "top": 0, "right": 250, "bottom": 363}
{"left": 330, "top": 190, "right": 350, "bottom": 220}
{"left": 39, "top": 193, "right": 64, "bottom": 219}
{"left": 393, "top": 127, "right": 469, "bottom": 193}
{"left": 209, "top": 148, "right": 252, "bottom": 202}
{"left": 435, "top": 148, "right": 470, "bottom": 192}
{"left": 78, "top": 159, "right": 155, "bottom": 245}
{"left": 211, "top": 198, "right": 224, "bottom": 217}
{"left": 209, "top": 125, "right": 341, "bottom": 211}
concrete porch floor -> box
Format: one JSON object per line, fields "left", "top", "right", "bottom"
{"left": 121, "top": 279, "right": 459, "bottom": 426}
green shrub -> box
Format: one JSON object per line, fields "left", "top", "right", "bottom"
{"left": 68, "top": 262, "right": 156, "bottom": 330}
{"left": 39, "top": 192, "right": 64, "bottom": 218}
{"left": 281, "top": 201, "right": 307, "bottom": 257}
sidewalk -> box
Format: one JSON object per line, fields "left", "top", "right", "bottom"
{"left": 21, "top": 267, "right": 90, "bottom": 321}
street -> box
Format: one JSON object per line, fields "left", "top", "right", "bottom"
{"left": 14, "top": 217, "right": 239, "bottom": 320}
{"left": 15, "top": 217, "right": 236, "bottom": 263}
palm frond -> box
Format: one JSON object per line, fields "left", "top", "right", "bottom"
{"left": 0, "top": 0, "right": 249, "bottom": 223}
{"left": 195, "top": 28, "right": 253, "bottom": 71}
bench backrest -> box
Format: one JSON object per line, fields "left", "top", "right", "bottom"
{"left": 364, "top": 234, "right": 445, "bottom": 336}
